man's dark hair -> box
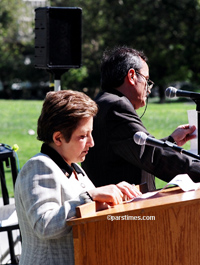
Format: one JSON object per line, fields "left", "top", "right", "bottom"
{"left": 100, "top": 46, "right": 147, "bottom": 91}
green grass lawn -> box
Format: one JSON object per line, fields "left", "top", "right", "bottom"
{"left": 0, "top": 99, "right": 43, "bottom": 197}
{"left": 0, "top": 98, "right": 196, "bottom": 196}
{"left": 137, "top": 98, "right": 196, "bottom": 189}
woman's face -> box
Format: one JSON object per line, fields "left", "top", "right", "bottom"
{"left": 58, "top": 117, "right": 94, "bottom": 165}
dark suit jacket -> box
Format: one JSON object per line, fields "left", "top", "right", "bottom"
{"left": 82, "top": 89, "right": 200, "bottom": 191}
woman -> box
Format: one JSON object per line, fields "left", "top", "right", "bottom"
{"left": 15, "top": 90, "right": 141, "bottom": 265}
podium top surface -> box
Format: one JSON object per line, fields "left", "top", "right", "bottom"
{"left": 68, "top": 187, "right": 200, "bottom": 226}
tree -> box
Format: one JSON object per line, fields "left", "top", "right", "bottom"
{"left": 1, "top": 0, "right": 200, "bottom": 99}
{"left": 0, "top": 0, "right": 49, "bottom": 97}
{"left": 0, "top": 0, "right": 24, "bottom": 83}
{"left": 50, "top": 0, "right": 200, "bottom": 99}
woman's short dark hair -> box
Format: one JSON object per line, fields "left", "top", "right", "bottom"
{"left": 100, "top": 46, "right": 147, "bottom": 91}
{"left": 37, "top": 90, "right": 98, "bottom": 143}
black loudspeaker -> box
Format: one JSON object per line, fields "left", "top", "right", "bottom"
{"left": 34, "top": 7, "right": 82, "bottom": 70}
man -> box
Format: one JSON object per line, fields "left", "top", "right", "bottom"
{"left": 82, "top": 46, "right": 199, "bottom": 191}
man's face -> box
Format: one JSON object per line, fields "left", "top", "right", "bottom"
{"left": 132, "top": 60, "right": 150, "bottom": 110}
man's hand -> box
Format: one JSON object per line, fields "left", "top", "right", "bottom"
{"left": 170, "top": 124, "right": 196, "bottom": 146}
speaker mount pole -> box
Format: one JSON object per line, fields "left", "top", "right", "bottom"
{"left": 54, "top": 79, "right": 61, "bottom": 91}
{"left": 49, "top": 69, "right": 68, "bottom": 91}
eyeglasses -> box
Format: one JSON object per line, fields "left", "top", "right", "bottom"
{"left": 135, "top": 71, "right": 154, "bottom": 91}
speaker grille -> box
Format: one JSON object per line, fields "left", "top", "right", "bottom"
{"left": 35, "top": 7, "right": 82, "bottom": 70}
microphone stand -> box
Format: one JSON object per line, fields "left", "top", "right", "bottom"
{"left": 164, "top": 141, "right": 200, "bottom": 161}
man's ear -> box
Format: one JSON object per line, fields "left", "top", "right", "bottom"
{"left": 127, "top": 68, "right": 135, "bottom": 85}
{"left": 52, "top": 131, "right": 63, "bottom": 146}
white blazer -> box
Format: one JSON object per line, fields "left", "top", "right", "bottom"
{"left": 15, "top": 153, "right": 95, "bottom": 265}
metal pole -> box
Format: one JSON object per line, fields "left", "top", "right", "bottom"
{"left": 54, "top": 80, "right": 61, "bottom": 91}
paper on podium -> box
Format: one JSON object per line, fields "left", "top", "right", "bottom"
{"left": 162, "top": 173, "right": 200, "bottom": 191}
{"left": 187, "top": 109, "right": 198, "bottom": 154}
{"left": 129, "top": 174, "right": 200, "bottom": 201}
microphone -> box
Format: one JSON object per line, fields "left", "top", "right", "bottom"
{"left": 165, "top": 87, "right": 200, "bottom": 100}
{"left": 133, "top": 131, "right": 200, "bottom": 160}
{"left": 133, "top": 131, "right": 165, "bottom": 148}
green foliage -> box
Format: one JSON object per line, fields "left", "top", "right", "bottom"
{"left": 47, "top": 0, "right": 200, "bottom": 96}
{"left": 0, "top": 0, "right": 49, "bottom": 90}
{"left": 61, "top": 66, "right": 88, "bottom": 90}
{"left": 1, "top": 0, "right": 200, "bottom": 96}
{"left": 0, "top": 0, "right": 26, "bottom": 81}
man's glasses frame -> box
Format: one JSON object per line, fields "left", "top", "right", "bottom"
{"left": 135, "top": 71, "right": 154, "bottom": 90}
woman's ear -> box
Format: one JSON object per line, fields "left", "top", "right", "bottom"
{"left": 52, "top": 131, "right": 63, "bottom": 146}
{"left": 127, "top": 68, "right": 135, "bottom": 85}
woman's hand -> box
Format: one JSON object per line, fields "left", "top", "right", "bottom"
{"left": 88, "top": 181, "right": 142, "bottom": 206}
{"left": 116, "top": 181, "right": 142, "bottom": 200}
{"left": 88, "top": 185, "right": 123, "bottom": 206}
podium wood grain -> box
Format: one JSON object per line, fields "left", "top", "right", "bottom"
{"left": 68, "top": 187, "right": 200, "bottom": 265}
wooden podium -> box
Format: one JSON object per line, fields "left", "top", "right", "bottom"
{"left": 68, "top": 187, "right": 200, "bottom": 265}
